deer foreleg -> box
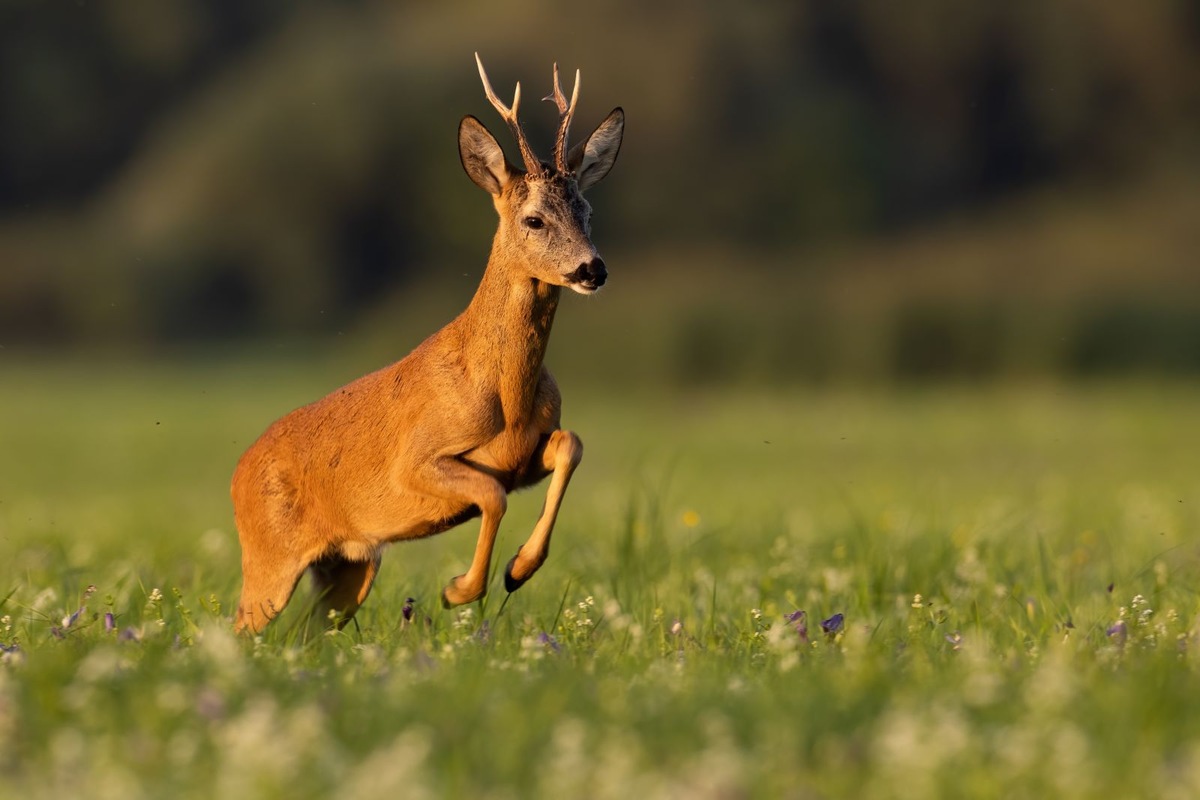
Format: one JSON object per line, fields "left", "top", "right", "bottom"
{"left": 504, "top": 429, "right": 582, "bottom": 592}
{"left": 406, "top": 456, "right": 509, "bottom": 608}
{"left": 443, "top": 505, "right": 505, "bottom": 608}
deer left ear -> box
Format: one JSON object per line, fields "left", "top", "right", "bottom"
{"left": 459, "top": 115, "right": 517, "bottom": 196}
{"left": 568, "top": 107, "right": 624, "bottom": 192}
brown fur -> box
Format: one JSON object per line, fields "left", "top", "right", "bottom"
{"left": 230, "top": 60, "right": 624, "bottom": 633}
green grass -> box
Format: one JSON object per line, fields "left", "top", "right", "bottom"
{"left": 2, "top": 354, "right": 1199, "bottom": 799}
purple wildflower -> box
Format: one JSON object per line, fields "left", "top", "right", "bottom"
{"left": 104, "top": 612, "right": 116, "bottom": 633}
{"left": 62, "top": 606, "right": 86, "bottom": 629}
{"left": 786, "top": 609, "right": 808, "bottom": 641}
{"left": 474, "top": 619, "right": 492, "bottom": 645}
{"left": 118, "top": 627, "right": 140, "bottom": 642}
{"left": 820, "top": 613, "right": 844, "bottom": 636}
{"left": 537, "top": 632, "right": 561, "bottom": 653}
{"left": 401, "top": 598, "right": 415, "bottom": 624}
{"left": 49, "top": 626, "right": 64, "bottom": 640}
{"left": 1106, "top": 620, "right": 1128, "bottom": 647}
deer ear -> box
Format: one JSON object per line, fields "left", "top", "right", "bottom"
{"left": 459, "top": 115, "right": 517, "bottom": 195}
{"left": 568, "top": 107, "right": 624, "bottom": 192}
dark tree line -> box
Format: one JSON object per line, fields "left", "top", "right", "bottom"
{"left": 1, "top": 0, "right": 1197, "bottom": 363}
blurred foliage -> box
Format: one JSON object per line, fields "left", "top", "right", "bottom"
{"left": 0, "top": 0, "right": 1198, "bottom": 379}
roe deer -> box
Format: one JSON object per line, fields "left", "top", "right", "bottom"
{"left": 230, "top": 54, "right": 624, "bottom": 633}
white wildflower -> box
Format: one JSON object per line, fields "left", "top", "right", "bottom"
{"left": 452, "top": 607, "right": 474, "bottom": 630}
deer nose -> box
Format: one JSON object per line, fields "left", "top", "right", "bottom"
{"left": 567, "top": 257, "right": 607, "bottom": 292}
{"left": 582, "top": 257, "right": 606, "bottom": 286}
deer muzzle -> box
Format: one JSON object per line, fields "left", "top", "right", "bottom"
{"left": 567, "top": 257, "right": 607, "bottom": 293}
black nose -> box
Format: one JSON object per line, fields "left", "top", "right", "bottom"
{"left": 579, "top": 257, "right": 606, "bottom": 287}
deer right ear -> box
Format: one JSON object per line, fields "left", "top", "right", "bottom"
{"left": 459, "top": 115, "right": 516, "bottom": 195}
{"left": 567, "top": 107, "right": 624, "bottom": 192}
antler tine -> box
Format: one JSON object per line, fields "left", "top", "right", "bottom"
{"left": 544, "top": 63, "right": 567, "bottom": 114}
{"left": 474, "top": 52, "right": 543, "bottom": 176}
{"left": 545, "top": 63, "right": 581, "bottom": 174}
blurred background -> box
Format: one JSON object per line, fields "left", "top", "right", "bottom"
{"left": 1, "top": 0, "right": 1198, "bottom": 385}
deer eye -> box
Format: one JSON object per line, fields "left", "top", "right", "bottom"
{"left": 523, "top": 216, "right": 545, "bottom": 230}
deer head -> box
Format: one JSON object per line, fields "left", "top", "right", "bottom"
{"left": 459, "top": 54, "right": 624, "bottom": 294}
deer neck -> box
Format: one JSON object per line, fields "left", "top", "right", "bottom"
{"left": 460, "top": 249, "right": 562, "bottom": 417}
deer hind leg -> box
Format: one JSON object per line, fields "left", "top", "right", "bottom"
{"left": 505, "top": 429, "right": 582, "bottom": 593}
{"left": 309, "top": 553, "right": 382, "bottom": 628}
{"left": 234, "top": 549, "right": 307, "bottom": 635}
{"left": 231, "top": 458, "right": 314, "bottom": 634}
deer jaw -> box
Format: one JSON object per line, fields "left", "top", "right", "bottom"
{"left": 492, "top": 174, "right": 607, "bottom": 294}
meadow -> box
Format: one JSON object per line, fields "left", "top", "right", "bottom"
{"left": 2, "top": 354, "right": 1199, "bottom": 799}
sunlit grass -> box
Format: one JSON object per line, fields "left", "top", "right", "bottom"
{"left": 2, "top": 355, "right": 1199, "bottom": 798}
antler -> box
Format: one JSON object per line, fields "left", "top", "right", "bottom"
{"left": 545, "top": 63, "right": 581, "bottom": 174}
{"left": 475, "top": 52, "right": 544, "bottom": 176}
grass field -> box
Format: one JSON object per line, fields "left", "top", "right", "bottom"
{"left": 2, "top": 354, "right": 1199, "bottom": 799}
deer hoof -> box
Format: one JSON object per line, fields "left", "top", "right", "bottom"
{"left": 504, "top": 552, "right": 531, "bottom": 593}
{"left": 441, "top": 575, "right": 483, "bottom": 608}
